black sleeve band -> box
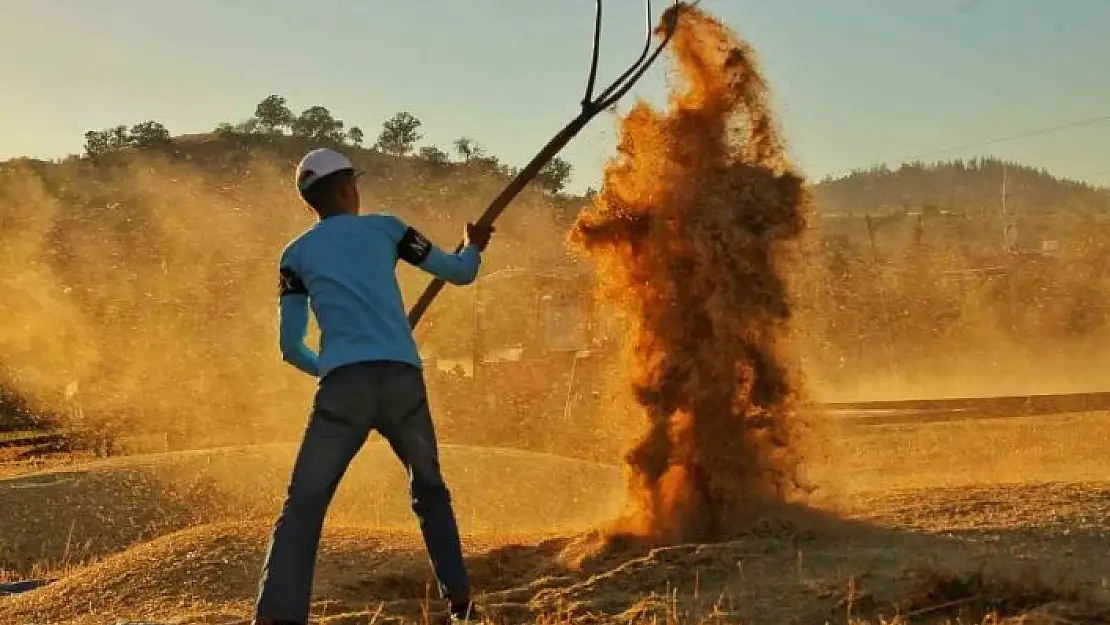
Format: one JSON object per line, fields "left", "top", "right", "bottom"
{"left": 279, "top": 266, "right": 308, "bottom": 296}
{"left": 397, "top": 226, "right": 432, "bottom": 265}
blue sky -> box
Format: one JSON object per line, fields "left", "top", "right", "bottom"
{"left": 2, "top": 0, "right": 1108, "bottom": 191}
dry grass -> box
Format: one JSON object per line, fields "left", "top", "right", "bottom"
{"left": 807, "top": 411, "right": 1110, "bottom": 498}
{"left": 3, "top": 406, "right": 1110, "bottom": 625}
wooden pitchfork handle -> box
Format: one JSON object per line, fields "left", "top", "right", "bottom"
{"left": 407, "top": 0, "right": 682, "bottom": 329}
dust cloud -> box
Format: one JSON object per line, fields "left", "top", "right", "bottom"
{"left": 0, "top": 154, "right": 307, "bottom": 446}
{"left": 569, "top": 6, "right": 810, "bottom": 544}
{"left": 0, "top": 149, "right": 578, "bottom": 452}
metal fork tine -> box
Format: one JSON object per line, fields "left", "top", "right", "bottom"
{"left": 582, "top": 0, "right": 604, "bottom": 105}
{"left": 597, "top": 5, "right": 679, "bottom": 110}
{"left": 592, "top": 0, "right": 657, "bottom": 106}
{"left": 407, "top": 0, "right": 684, "bottom": 328}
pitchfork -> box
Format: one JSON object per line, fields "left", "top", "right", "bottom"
{"left": 407, "top": 0, "right": 683, "bottom": 328}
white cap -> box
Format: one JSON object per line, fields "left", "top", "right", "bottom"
{"left": 295, "top": 148, "right": 360, "bottom": 192}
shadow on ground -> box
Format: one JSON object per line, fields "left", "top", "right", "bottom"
{"left": 5, "top": 483, "right": 1110, "bottom": 624}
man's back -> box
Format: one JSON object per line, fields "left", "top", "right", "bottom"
{"left": 278, "top": 213, "right": 479, "bottom": 378}
{"left": 258, "top": 149, "right": 491, "bottom": 625}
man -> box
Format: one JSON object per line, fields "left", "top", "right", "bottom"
{"left": 254, "top": 148, "right": 492, "bottom": 625}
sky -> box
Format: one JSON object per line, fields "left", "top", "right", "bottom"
{"left": 2, "top": 0, "right": 1109, "bottom": 193}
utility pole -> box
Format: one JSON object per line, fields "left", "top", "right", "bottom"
{"left": 1000, "top": 163, "right": 1018, "bottom": 329}
{"left": 865, "top": 213, "right": 900, "bottom": 373}
{"left": 1000, "top": 164, "right": 1016, "bottom": 254}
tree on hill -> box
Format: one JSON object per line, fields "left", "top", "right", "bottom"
{"left": 451, "top": 137, "right": 509, "bottom": 175}
{"left": 129, "top": 121, "right": 172, "bottom": 148}
{"left": 83, "top": 130, "right": 114, "bottom": 159}
{"left": 418, "top": 145, "right": 450, "bottom": 168}
{"left": 536, "top": 156, "right": 573, "bottom": 195}
{"left": 453, "top": 137, "right": 482, "bottom": 163}
{"left": 108, "top": 125, "right": 130, "bottom": 150}
{"left": 291, "top": 106, "right": 345, "bottom": 143}
{"left": 214, "top": 122, "right": 237, "bottom": 138}
{"left": 346, "top": 126, "right": 365, "bottom": 148}
{"left": 216, "top": 118, "right": 262, "bottom": 138}
{"left": 376, "top": 112, "right": 423, "bottom": 156}
{"left": 253, "top": 95, "right": 295, "bottom": 134}
{"left": 83, "top": 121, "right": 172, "bottom": 158}
{"left": 472, "top": 153, "right": 510, "bottom": 176}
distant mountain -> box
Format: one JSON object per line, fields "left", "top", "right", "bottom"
{"left": 810, "top": 157, "right": 1110, "bottom": 216}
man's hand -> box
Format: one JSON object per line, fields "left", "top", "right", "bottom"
{"left": 465, "top": 223, "right": 495, "bottom": 252}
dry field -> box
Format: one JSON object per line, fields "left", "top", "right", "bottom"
{"left": 2, "top": 408, "right": 1110, "bottom": 625}
{"left": 4, "top": 2, "right": 1108, "bottom": 624}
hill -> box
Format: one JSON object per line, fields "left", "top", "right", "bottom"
{"left": 811, "top": 157, "right": 1110, "bottom": 217}
{"left": 795, "top": 158, "right": 1110, "bottom": 402}
{"left": 5, "top": 100, "right": 1110, "bottom": 440}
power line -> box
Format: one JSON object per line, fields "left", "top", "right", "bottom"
{"left": 821, "top": 114, "right": 1110, "bottom": 180}
{"left": 900, "top": 115, "right": 1110, "bottom": 162}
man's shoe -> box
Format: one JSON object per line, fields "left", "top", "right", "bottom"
{"left": 449, "top": 599, "right": 483, "bottom": 623}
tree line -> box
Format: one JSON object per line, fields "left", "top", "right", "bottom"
{"left": 813, "top": 157, "right": 1110, "bottom": 216}
{"left": 81, "top": 95, "right": 575, "bottom": 195}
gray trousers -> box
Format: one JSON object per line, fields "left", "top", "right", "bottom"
{"left": 254, "top": 361, "right": 469, "bottom": 624}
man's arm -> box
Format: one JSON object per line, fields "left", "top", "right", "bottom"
{"left": 404, "top": 233, "right": 481, "bottom": 286}
{"left": 278, "top": 266, "right": 321, "bottom": 377}
{"left": 385, "top": 216, "right": 483, "bottom": 285}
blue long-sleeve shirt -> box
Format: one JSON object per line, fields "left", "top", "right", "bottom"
{"left": 277, "top": 213, "right": 481, "bottom": 378}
